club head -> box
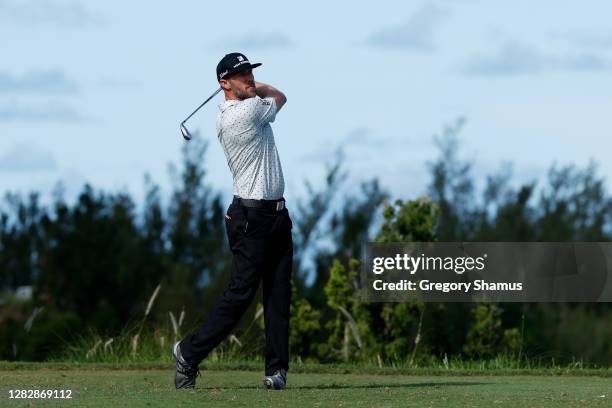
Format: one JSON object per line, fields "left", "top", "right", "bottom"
{"left": 180, "top": 123, "right": 192, "bottom": 141}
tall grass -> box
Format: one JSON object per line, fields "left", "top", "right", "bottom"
{"left": 56, "top": 285, "right": 264, "bottom": 364}
{"left": 57, "top": 319, "right": 610, "bottom": 371}
{"left": 51, "top": 285, "right": 611, "bottom": 371}
{"left": 56, "top": 323, "right": 261, "bottom": 365}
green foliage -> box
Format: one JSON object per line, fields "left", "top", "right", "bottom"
{"left": 362, "top": 197, "right": 438, "bottom": 363}
{"left": 502, "top": 328, "right": 522, "bottom": 355}
{"left": 319, "top": 197, "right": 440, "bottom": 364}
{"left": 324, "top": 259, "right": 357, "bottom": 310}
{"left": 0, "top": 305, "right": 80, "bottom": 361}
{"left": 321, "top": 259, "right": 360, "bottom": 361}
{"left": 377, "top": 197, "right": 439, "bottom": 243}
{"left": 289, "top": 289, "right": 321, "bottom": 361}
{"left": 463, "top": 303, "right": 504, "bottom": 358}
{"left": 296, "top": 159, "right": 386, "bottom": 309}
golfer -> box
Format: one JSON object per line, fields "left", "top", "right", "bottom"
{"left": 173, "top": 53, "right": 292, "bottom": 390}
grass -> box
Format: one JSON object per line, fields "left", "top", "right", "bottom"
{"left": 0, "top": 365, "right": 611, "bottom": 407}
{"left": 2, "top": 360, "right": 612, "bottom": 378}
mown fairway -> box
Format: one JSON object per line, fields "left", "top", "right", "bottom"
{"left": 0, "top": 368, "right": 611, "bottom": 407}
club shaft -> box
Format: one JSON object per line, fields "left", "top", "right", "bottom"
{"left": 182, "top": 87, "right": 222, "bottom": 124}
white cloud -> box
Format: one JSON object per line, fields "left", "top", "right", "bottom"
{"left": 215, "top": 32, "right": 294, "bottom": 51}
{"left": 0, "top": 142, "right": 57, "bottom": 172}
{"left": 0, "top": 0, "right": 104, "bottom": 28}
{"left": 0, "top": 70, "right": 78, "bottom": 95}
{"left": 0, "top": 100, "right": 89, "bottom": 122}
{"left": 462, "top": 42, "right": 612, "bottom": 76}
{"left": 366, "top": 3, "right": 447, "bottom": 51}
{"left": 553, "top": 30, "right": 612, "bottom": 50}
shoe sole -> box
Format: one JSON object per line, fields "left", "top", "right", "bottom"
{"left": 263, "top": 378, "right": 285, "bottom": 390}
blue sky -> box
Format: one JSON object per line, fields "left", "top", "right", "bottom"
{"left": 1, "top": 0, "right": 611, "bottom": 207}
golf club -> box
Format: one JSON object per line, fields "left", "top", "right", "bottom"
{"left": 180, "top": 87, "right": 222, "bottom": 141}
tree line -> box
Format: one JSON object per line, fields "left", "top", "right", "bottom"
{"left": 1, "top": 121, "right": 612, "bottom": 364}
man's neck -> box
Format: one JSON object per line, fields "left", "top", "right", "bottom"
{"left": 223, "top": 90, "right": 254, "bottom": 102}
{"left": 223, "top": 90, "right": 242, "bottom": 101}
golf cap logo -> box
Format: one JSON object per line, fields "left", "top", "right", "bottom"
{"left": 219, "top": 70, "right": 228, "bottom": 79}
{"left": 232, "top": 56, "right": 250, "bottom": 68}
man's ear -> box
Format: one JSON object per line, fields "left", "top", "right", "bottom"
{"left": 219, "top": 79, "right": 231, "bottom": 91}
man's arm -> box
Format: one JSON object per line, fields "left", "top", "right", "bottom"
{"left": 255, "top": 81, "right": 287, "bottom": 112}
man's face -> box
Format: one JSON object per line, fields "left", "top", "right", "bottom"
{"left": 221, "top": 69, "right": 256, "bottom": 100}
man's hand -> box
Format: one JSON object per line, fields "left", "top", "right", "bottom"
{"left": 255, "top": 82, "right": 287, "bottom": 112}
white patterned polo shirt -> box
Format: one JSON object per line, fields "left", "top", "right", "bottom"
{"left": 216, "top": 96, "right": 285, "bottom": 200}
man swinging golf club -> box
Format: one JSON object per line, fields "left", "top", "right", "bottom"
{"left": 173, "top": 52, "right": 292, "bottom": 390}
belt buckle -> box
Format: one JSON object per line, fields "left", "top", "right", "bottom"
{"left": 276, "top": 201, "right": 284, "bottom": 211}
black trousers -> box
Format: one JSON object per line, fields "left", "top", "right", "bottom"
{"left": 180, "top": 199, "right": 293, "bottom": 376}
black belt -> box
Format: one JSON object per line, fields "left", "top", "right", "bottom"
{"left": 233, "top": 196, "right": 286, "bottom": 211}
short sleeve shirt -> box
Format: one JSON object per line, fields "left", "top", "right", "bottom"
{"left": 216, "top": 96, "right": 285, "bottom": 200}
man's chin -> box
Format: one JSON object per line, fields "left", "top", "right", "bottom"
{"left": 236, "top": 90, "right": 256, "bottom": 100}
